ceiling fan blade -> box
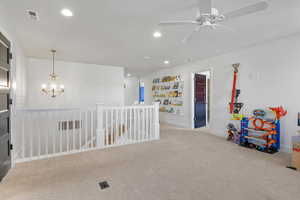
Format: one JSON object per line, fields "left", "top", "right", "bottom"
{"left": 182, "top": 26, "right": 201, "bottom": 44}
{"left": 159, "top": 20, "right": 197, "bottom": 26}
{"left": 197, "top": 0, "right": 212, "bottom": 14}
{"left": 224, "top": 1, "right": 268, "bottom": 20}
{"left": 214, "top": 24, "right": 236, "bottom": 33}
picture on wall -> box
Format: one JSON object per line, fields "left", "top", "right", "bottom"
{"left": 152, "top": 75, "right": 184, "bottom": 115}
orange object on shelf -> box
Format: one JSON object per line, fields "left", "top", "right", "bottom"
{"left": 269, "top": 106, "right": 287, "bottom": 120}
{"left": 264, "top": 140, "right": 276, "bottom": 146}
{"left": 247, "top": 116, "right": 278, "bottom": 149}
{"left": 249, "top": 117, "right": 276, "bottom": 131}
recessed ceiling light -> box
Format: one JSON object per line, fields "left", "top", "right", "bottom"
{"left": 164, "top": 60, "right": 170, "bottom": 64}
{"left": 153, "top": 31, "right": 162, "bottom": 38}
{"left": 127, "top": 73, "right": 131, "bottom": 77}
{"left": 61, "top": 9, "right": 73, "bottom": 17}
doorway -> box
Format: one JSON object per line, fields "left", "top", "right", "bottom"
{"left": 193, "top": 71, "right": 210, "bottom": 129}
{"left": 0, "top": 32, "right": 11, "bottom": 181}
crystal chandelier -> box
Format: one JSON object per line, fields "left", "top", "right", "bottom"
{"left": 41, "top": 50, "right": 64, "bottom": 98}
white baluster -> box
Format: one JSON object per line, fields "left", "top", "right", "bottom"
{"left": 134, "top": 108, "right": 136, "bottom": 142}
{"left": 149, "top": 107, "right": 152, "bottom": 140}
{"left": 66, "top": 111, "right": 70, "bottom": 152}
{"left": 91, "top": 109, "right": 94, "bottom": 148}
{"left": 144, "top": 108, "right": 146, "bottom": 141}
{"left": 115, "top": 108, "right": 119, "bottom": 145}
{"left": 110, "top": 108, "right": 114, "bottom": 146}
{"left": 37, "top": 113, "right": 41, "bottom": 157}
{"left": 72, "top": 111, "right": 75, "bottom": 151}
{"left": 79, "top": 111, "right": 82, "bottom": 151}
{"left": 145, "top": 107, "right": 148, "bottom": 141}
{"left": 120, "top": 107, "right": 124, "bottom": 145}
{"left": 136, "top": 108, "right": 138, "bottom": 142}
{"left": 143, "top": 108, "right": 145, "bottom": 141}
{"left": 54, "top": 111, "right": 56, "bottom": 154}
{"left": 105, "top": 109, "right": 108, "bottom": 147}
{"left": 136, "top": 108, "right": 139, "bottom": 142}
{"left": 96, "top": 104, "right": 105, "bottom": 148}
{"left": 141, "top": 108, "right": 143, "bottom": 141}
{"left": 154, "top": 102, "right": 160, "bottom": 140}
{"left": 125, "top": 107, "right": 128, "bottom": 144}
{"left": 46, "top": 112, "right": 49, "bottom": 156}
{"left": 59, "top": 111, "right": 62, "bottom": 153}
{"left": 129, "top": 108, "right": 132, "bottom": 143}
{"left": 30, "top": 114, "right": 33, "bottom": 158}
{"left": 22, "top": 114, "right": 25, "bottom": 159}
{"left": 151, "top": 107, "right": 153, "bottom": 140}
{"left": 146, "top": 108, "right": 149, "bottom": 141}
{"left": 138, "top": 108, "right": 141, "bottom": 142}
{"left": 149, "top": 107, "right": 151, "bottom": 141}
{"left": 85, "top": 111, "right": 88, "bottom": 149}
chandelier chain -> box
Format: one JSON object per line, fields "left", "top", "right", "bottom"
{"left": 51, "top": 49, "right": 56, "bottom": 75}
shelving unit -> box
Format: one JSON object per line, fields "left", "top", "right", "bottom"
{"left": 152, "top": 76, "right": 184, "bottom": 115}
{"left": 240, "top": 117, "right": 280, "bottom": 153}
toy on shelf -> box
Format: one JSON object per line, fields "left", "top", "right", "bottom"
{"left": 227, "top": 123, "right": 240, "bottom": 143}
{"left": 239, "top": 106, "right": 287, "bottom": 154}
{"left": 229, "top": 63, "right": 244, "bottom": 114}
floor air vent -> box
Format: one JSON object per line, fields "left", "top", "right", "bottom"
{"left": 99, "top": 181, "right": 110, "bottom": 190}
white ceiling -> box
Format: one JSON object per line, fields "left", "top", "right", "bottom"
{"left": 0, "top": 0, "right": 300, "bottom": 75}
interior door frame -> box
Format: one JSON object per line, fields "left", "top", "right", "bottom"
{"left": 190, "top": 68, "right": 213, "bottom": 129}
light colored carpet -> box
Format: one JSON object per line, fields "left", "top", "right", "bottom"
{"left": 1, "top": 125, "right": 300, "bottom": 200}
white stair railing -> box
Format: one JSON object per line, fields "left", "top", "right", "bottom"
{"left": 13, "top": 103, "right": 160, "bottom": 163}
{"left": 96, "top": 102, "right": 160, "bottom": 148}
{"left": 14, "top": 108, "right": 96, "bottom": 162}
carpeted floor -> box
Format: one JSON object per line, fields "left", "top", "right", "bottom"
{"left": 1, "top": 125, "right": 300, "bottom": 200}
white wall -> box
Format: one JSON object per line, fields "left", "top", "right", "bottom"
{"left": 142, "top": 33, "right": 300, "bottom": 152}
{"left": 124, "top": 76, "right": 139, "bottom": 105}
{"left": 12, "top": 47, "right": 27, "bottom": 107}
{"left": 26, "top": 58, "right": 125, "bottom": 109}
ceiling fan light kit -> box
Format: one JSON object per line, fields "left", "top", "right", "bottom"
{"left": 158, "top": 0, "right": 269, "bottom": 43}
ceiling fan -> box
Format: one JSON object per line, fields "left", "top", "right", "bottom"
{"left": 158, "top": 0, "right": 269, "bottom": 43}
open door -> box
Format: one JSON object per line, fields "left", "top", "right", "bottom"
{"left": 0, "top": 32, "right": 11, "bottom": 182}
{"left": 194, "top": 73, "right": 207, "bottom": 128}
